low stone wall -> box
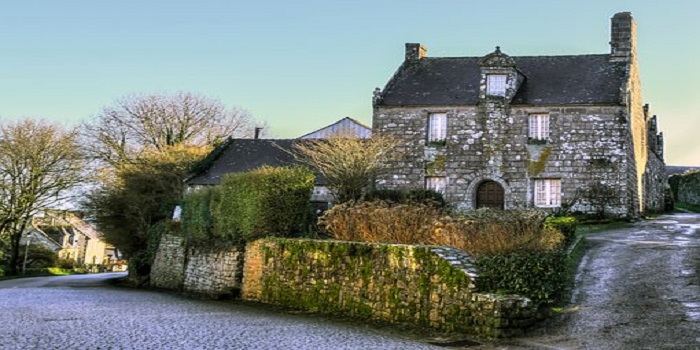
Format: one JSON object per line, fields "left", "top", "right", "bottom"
{"left": 242, "top": 238, "right": 538, "bottom": 338}
{"left": 151, "top": 234, "right": 244, "bottom": 298}
{"left": 150, "top": 234, "right": 186, "bottom": 290}
{"left": 183, "top": 246, "right": 244, "bottom": 298}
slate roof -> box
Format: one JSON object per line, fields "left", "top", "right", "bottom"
{"left": 379, "top": 54, "right": 627, "bottom": 106}
{"left": 186, "top": 139, "right": 325, "bottom": 186}
{"left": 666, "top": 166, "right": 700, "bottom": 176}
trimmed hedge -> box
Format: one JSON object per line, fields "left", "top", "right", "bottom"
{"left": 181, "top": 166, "right": 315, "bottom": 244}
{"left": 182, "top": 187, "right": 216, "bottom": 242}
{"left": 211, "top": 166, "right": 315, "bottom": 241}
{"left": 475, "top": 251, "right": 568, "bottom": 303}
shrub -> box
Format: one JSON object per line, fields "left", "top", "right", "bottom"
{"left": 320, "top": 200, "right": 440, "bottom": 243}
{"left": 211, "top": 166, "right": 315, "bottom": 241}
{"left": 23, "top": 244, "right": 58, "bottom": 269}
{"left": 320, "top": 202, "right": 564, "bottom": 256}
{"left": 56, "top": 258, "right": 77, "bottom": 269}
{"left": 364, "top": 189, "right": 447, "bottom": 208}
{"left": 182, "top": 187, "right": 215, "bottom": 243}
{"left": 475, "top": 251, "right": 568, "bottom": 302}
{"left": 545, "top": 216, "right": 578, "bottom": 246}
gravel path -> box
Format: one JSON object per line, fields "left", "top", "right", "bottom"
{"left": 0, "top": 273, "right": 440, "bottom": 350}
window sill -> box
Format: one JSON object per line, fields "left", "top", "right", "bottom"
{"left": 527, "top": 138, "right": 548, "bottom": 145}
{"left": 426, "top": 140, "right": 447, "bottom": 147}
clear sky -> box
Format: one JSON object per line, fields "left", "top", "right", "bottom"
{"left": 1, "top": 1, "right": 698, "bottom": 165}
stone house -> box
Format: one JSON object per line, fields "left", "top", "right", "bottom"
{"left": 186, "top": 117, "right": 371, "bottom": 205}
{"left": 298, "top": 116, "right": 371, "bottom": 139}
{"left": 372, "top": 12, "right": 666, "bottom": 218}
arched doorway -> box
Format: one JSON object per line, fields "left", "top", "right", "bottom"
{"left": 476, "top": 180, "right": 505, "bottom": 209}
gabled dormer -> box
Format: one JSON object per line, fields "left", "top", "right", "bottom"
{"left": 478, "top": 47, "right": 525, "bottom": 103}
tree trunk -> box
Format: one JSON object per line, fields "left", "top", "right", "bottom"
{"left": 7, "top": 220, "right": 29, "bottom": 276}
{"left": 8, "top": 230, "right": 21, "bottom": 276}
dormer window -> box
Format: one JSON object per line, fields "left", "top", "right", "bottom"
{"left": 486, "top": 74, "right": 507, "bottom": 97}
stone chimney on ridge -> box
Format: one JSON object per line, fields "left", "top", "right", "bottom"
{"left": 610, "top": 12, "right": 636, "bottom": 62}
{"left": 405, "top": 43, "right": 427, "bottom": 62}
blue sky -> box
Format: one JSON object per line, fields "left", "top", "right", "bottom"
{"left": 1, "top": 1, "right": 698, "bottom": 165}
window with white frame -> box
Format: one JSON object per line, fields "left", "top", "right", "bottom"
{"left": 535, "top": 179, "right": 561, "bottom": 207}
{"left": 427, "top": 113, "right": 447, "bottom": 143}
{"left": 425, "top": 176, "right": 446, "bottom": 194}
{"left": 529, "top": 114, "right": 550, "bottom": 141}
{"left": 486, "top": 74, "right": 507, "bottom": 97}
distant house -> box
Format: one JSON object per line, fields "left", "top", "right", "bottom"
{"left": 298, "top": 117, "right": 371, "bottom": 139}
{"left": 20, "top": 224, "right": 62, "bottom": 252}
{"left": 186, "top": 117, "right": 370, "bottom": 204}
{"left": 33, "top": 211, "right": 118, "bottom": 266}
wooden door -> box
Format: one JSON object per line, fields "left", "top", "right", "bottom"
{"left": 476, "top": 181, "right": 504, "bottom": 209}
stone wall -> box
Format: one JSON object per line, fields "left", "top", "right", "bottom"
{"left": 183, "top": 246, "right": 244, "bottom": 298}
{"left": 242, "top": 238, "right": 538, "bottom": 338}
{"left": 151, "top": 234, "right": 245, "bottom": 298}
{"left": 150, "top": 234, "right": 186, "bottom": 290}
{"left": 373, "top": 104, "right": 636, "bottom": 217}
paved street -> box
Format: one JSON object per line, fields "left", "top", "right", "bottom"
{"left": 0, "top": 273, "right": 439, "bottom": 350}
{"left": 490, "top": 213, "right": 700, "bottom": 349}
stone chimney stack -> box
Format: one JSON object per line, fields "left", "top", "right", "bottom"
{"left": 405, "top": 43, "right": 427, "bottom": 62}
{"left": 610, "top": 12, "right": 636, "bottom": 62}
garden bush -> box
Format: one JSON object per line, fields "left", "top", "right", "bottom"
{"left": 364, "top": 188, "right": 447, "bottom": 208}
{"left": 182, "top": 187, "right": 216, "bottom": 243}
{"left": 474, "top": 251, "right": 568, "bottom": 302}
{"left": 211, "top": 166, "right": 315, "bottom": 241}
{"left": 545, "top": 216, "right": 578, "bottom": 246}
{"left": 320, "top": 202, "right": 564, "bottom": 257}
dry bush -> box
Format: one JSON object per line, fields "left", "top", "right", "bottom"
{"left": 320, "top": 200, "right": 439, "bottom": 243}
{"left": 320, "top": 202, "right": 564, "bottom": 256}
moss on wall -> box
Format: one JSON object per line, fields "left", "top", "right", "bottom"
{"left": 527, "top": 147, "right": 551, "bottom": 176}
{"left": 243, "top": 238, "right": 538, "bottom": 338}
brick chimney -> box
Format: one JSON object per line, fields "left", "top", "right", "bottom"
{"left": 610, "top": 12, "right": 636, "bottom": 62}
{"left": 405, "top": 43, "right": 427, "bottom": 62}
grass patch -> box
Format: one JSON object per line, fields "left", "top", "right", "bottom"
{"left": 675, "top": 201, "right": 700, "bottom": 214}
{"left": 577, "top": 220, "right": 635, "bottom": 235}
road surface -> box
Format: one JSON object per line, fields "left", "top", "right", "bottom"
{"left": 0, "top": 273, "right": 439, "bottom": 350}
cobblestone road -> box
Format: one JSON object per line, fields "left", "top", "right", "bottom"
{"left": 0, "top": 273, "right": 440, "bottom": 350}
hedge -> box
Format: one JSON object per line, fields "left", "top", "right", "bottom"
{"left": 211, "top": 166, "right": 315, "bottom": 241}
{"left": 475, "top": 251, "right": 568, "bottom": 303}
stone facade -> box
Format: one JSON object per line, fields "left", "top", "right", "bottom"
{"left": 372, "top": 12, "right": 666, "bottom": 218}
{"left": 242, "top": 239, "right": 538, "bottom": 338}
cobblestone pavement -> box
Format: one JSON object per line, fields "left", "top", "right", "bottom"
{"left": 0, "top": 273, "right": 441, "bottom": 350}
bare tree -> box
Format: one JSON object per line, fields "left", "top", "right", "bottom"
{"left": 291, "top": 134, "right": 399, "bottom": 203}
{"left": 0, "top": 119, "right": 84, "bottom": 275}
{"left": 82, "top": 92, "right": 260, "bottom": 167}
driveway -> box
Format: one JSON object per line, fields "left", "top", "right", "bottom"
{"left": 0, "top": 273, "right": 439, "bottom": 350}
{"left": 484, "top": 213, "right": 700, "bottom": 349}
